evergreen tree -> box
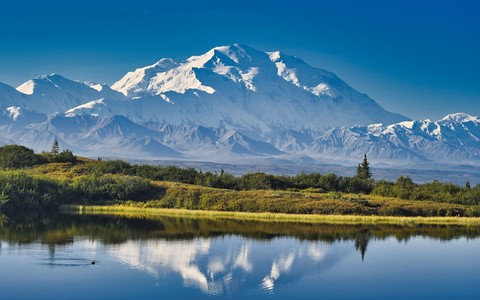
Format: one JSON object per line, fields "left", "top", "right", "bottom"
{"left": 466, "top": 181, "right": 471, "bottom": 189}
{"left": 51, "top": 138, "right": 60, "bottom": 154}
{"left": 356, "top": 154, "right": 372, "bottom": 180}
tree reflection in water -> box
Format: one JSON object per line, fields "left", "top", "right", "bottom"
{"left": 1, "top": 212, "right": 480, "bottom": 295}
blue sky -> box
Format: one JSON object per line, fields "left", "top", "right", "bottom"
{"left": 0, "top": 0, "right": 479, "bottom": 120}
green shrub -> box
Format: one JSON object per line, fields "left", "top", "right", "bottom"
{"left": 0, "top": 145, "right": 40, "bottom": 169}
{"left": 0, "top": 171, "right": 68, "bottom": 211}
{"left": 72, "top": 174, "right": 151, "bottom": 202}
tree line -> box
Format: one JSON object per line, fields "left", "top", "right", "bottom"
{"left": 0, "top": 144, "right": 479, "bottom": 212}
{"left": 86, "top": 157, "right": 480, "bottom": 205}
{"left": 0, "top": 143, "right": 76, "bottom": 168}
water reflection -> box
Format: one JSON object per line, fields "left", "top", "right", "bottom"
{"left": 109, "top": 239, "right": 216, "bottom": 293}
{"left": 103, "top": 236, "right": 347, "bottom": 295}
{"left": 1, "top": 212, "right": 480, "bottom": 298}
{"left": 261, "top": 251, "right": 295, "bottom": 292}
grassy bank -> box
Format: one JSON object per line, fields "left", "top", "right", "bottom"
{"left": 63, "top": 205, "right": 480, "bottom": 226}
{"left": 0, "top": 156, "right": 479, "bottom": 218}
{"left": 122, "top": 181, "right": 480, "bottom": 217}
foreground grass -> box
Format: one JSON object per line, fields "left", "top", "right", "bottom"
{"left": 63, "top": 205, "right": 480, "bottom": 226}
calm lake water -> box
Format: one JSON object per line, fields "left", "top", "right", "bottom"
{"left": 1, "top": 213, "right": 480, "bottom": 299}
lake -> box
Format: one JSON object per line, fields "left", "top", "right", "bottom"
{"left": 1, "top": 213, "right": 479, "bottom": 299}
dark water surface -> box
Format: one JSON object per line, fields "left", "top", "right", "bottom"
{"left": 1, "top": 213, "right": 479, "bottom": 299}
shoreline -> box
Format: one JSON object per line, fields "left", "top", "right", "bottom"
{"left": 62, "top": 205, "right": 480, "bottom": 226}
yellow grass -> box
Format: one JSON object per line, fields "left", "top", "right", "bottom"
{"left": 63, "top": 205, "right": 480, "bottom": 226}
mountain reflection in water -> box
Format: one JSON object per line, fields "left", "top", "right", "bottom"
{"left": 105, "top": 237, "right": 346, "bottom": 295}
{"left": 1, "top": 212, "right": 480, "bottom": 299}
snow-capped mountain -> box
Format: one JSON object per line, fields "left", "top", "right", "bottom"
{"left": 0, "top": 44, "right": 478, "bottom": 170}
{"left": 15, "top": 73, "right": 126, "bottom": 114}
{"left": 70, "top": 44, "right": 407, "bottom": 135}
{"left": 269, "top": 113, "right": 480, "bottom": 163}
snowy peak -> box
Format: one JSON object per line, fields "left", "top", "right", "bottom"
{"left": 379, "top": 113, "right": 480, "bottom": 141}
{"left": 109, "top": 44, "right": 287, "bottom": 97}
{"left": 13, "top": 74, "right": 125, "bottom": 115}
{"left": 186, "top": 44, "right": 256, "bottom": 68}
{"left": 17, "top": 73, "right": 123, "bottom": 98}
{"left": 147, "top": 63, "right": 216, "bottom": 95}
{"left": 108, "top": 44, "right": 407, "bottom": 129}
{"left": 6, "top": 44, "right": 479, "bottom": 168}
{"left": 439, "top": 113, "right": 479, "bottom": 124}
{"left": 17, "top": 73, "right": 82, "bottom": 95}
{"left": 211, "top": 44, "right": 254, "bottom": 64}
{"left": 111, "top": 58, "right": 179, "bottom": 97}
{"left": 142, "top": 45, "right": 266, "bottom": 96}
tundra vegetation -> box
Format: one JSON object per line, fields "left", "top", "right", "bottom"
{"left": 0, "top": 144, "right": 480, "bottom": 218}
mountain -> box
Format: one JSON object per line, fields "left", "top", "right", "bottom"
{"left": 0, "top": 82, "right": 28, "bottom": 105}
{"left": 0, "top": 44, "right": 478, "bottom": 174}
{"left": 10, "top": 74, "right": 126, "bottom": 115}
{"left": 111, "top": 58, "right": 180, "bottom": 97}
{"left": 270, "top": 113, "right": 480, "bottom": 164}
{"left": 69, "top": 44, "right": 407, "bottom": 135}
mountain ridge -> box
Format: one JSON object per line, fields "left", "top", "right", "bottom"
{"left": 0, "top": 44, "right": 478, "bottom": 171}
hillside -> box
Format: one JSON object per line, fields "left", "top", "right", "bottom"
{"left": 0, "top": 146, "right": 479, "bottom": 218}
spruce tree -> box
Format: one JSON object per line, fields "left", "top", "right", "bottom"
{"left": 356, "top": 154, "right": 372, "bottom": 180}
{"left": 51, "top": 138, "right": 60, "bottom": 154}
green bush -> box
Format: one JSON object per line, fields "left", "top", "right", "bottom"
{"left": 372, "top": 176, "right": 480, "bottom": 205}
{"left": 90, "top": 160, "right": 132, "bottom": 175}
{"left": 0, "top": 145, "right": 40, "bottom": 169}
{"left": 0, "top": 171, "right": 68, "bottom": 211}
{"left": 72, "top": 174, "right": 151, "bottom": 202}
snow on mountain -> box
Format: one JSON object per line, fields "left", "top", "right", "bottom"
{"left": 112, "top": 58, "right": 180, "bottom": 97}
{"left": 0, "top": 97, "right": 479, "bottom": 165}
{"left": 15, "top": 74, "right": 126, "bottom": 115}
{"left": 439, "top": 112, "right": 480, "bottom": 124}
{"left": 272, "top": 112, "right": 480, "bottom": 164}
{"left": 0, "top": 82, "right": 29, "bottom": 105}
{"left": 72, "top": 44, "right": 407, "bottom": 133}
{"left": 0, "top": 106, "right": 46, "bottom": 126}
{"left": 0, "top": 44, "right": 478, "bottom": 168}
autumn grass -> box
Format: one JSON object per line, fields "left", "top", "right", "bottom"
{"left": 128, "top": 180, "right": 478, "bottom": 217}
{"left": 63, "top": 204, "right": 480, "bottom": 226}
{"left": 24, "top": 160, "right": 480, "bottom": 220}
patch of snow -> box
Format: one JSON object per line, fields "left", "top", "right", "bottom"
{"left": 275, "top": 62, "right": 300, "bottom": 86}
{"left": 160, "top": 94, "right": 173, "bottom": 103}
{"left": 240, "top": 67, "right": 259, "bottom": 91}
{"left": 399, "top": 121, "right": 415, "bottom": 129}
{"left": 65, "top": 99, "right": 108, "bottom": 117}
{"left": 86, "top": 82, "right": 103, "bottom": 92}
{"left": 212, "top": 63, "right": 233, "bottom": 76}
{"left": 267, "top": 51, "right": 281, "bottom": 62}
{"left": 16, "top": 80, "right": 35, "bottom": 95}
{"left": 6, "top": 106, "right": 21, "bottom": 120}
{"left": 311, "top": 83, "right": 334, "bottom": 97}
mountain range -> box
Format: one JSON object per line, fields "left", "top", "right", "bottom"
{"left": 0, "top": 44, "right": 479, "bottom": 174}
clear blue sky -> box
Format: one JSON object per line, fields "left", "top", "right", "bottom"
{"left": 1, "top": 0, "right": 479, "bottom": 120}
